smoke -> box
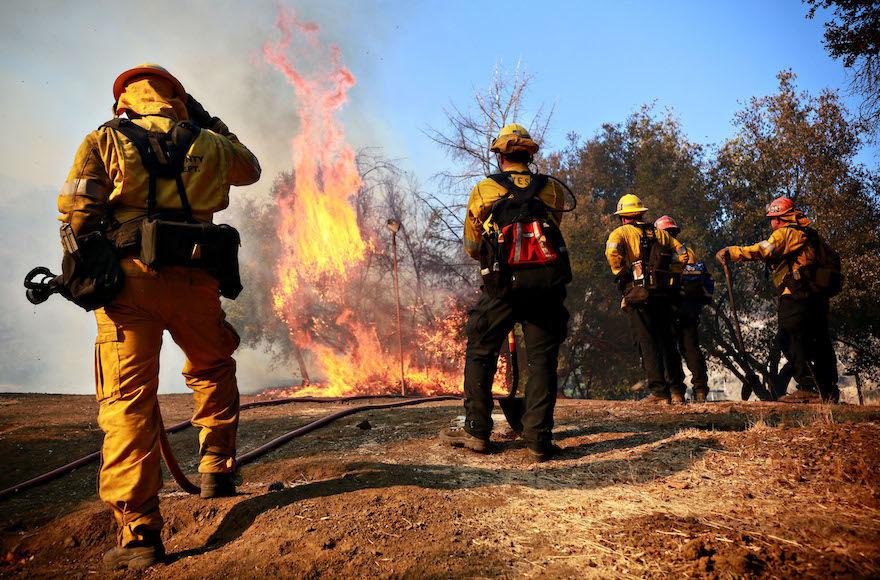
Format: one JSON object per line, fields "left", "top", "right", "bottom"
{"left": 204, "top": 7, "right": 478, "bottom": 396}
{"left": 0, "top": 1, "right": 410, "bottom": 393}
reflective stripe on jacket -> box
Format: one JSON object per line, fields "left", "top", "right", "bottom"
{"left": 604, "top": 223, "right": 688, "bottom": 276}
{"left": 462, "top": 162, "right": 565, "bottom": 260}
{"left": 728, "top": 224, "right": 815, "bottom": 295}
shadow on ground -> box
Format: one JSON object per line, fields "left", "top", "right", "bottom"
{"left": 173, "top": 433, "right": 719, "bottom": 560}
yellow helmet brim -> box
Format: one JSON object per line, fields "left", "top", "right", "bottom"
{"left": 614, "top": 206, "right": 648, "bottom": 216}
{"left": 489, "top": 134, "right": 540, "bottom": 155}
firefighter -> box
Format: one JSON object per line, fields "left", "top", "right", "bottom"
{"left": 716, "top": 197, "right": 840, "bottom": 403}
{"left": 654, "top": 215, "right": 710, "bottom": 403}
{"left": 606, "top": 196, "right": 689, "bottom": 404}
{"left": 440, "top": 124, "right": 570, "bottom": 461}
{"left": 57, "top": 64, "right": 261, "bottom": 570}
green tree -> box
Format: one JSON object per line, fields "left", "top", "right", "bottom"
{"left": 711, "top": 70, "right": 880, "bottom": 397}
{"left": 547, "top": 107, "right": 715, "bottom": 398}
{"left": 806, "top": 0, "right": 880, "bottom": 138}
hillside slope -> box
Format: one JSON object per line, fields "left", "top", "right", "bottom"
{"left": 1, "top": 395, "right": 879, "bottom": 578}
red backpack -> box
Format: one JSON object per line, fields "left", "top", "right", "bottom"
{"left": 478, "top": 172, "right": 572, "bottom": 296}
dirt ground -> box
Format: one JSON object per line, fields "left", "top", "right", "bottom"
{"left": 1, "top": 394, "right": 879, "bottom": 579}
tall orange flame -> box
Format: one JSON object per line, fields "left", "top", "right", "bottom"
{"left": 263, "top": 9, "right": 505, "bottom": 398}
{"left": 264, "top": 8, "right": 365, "bottom": 314}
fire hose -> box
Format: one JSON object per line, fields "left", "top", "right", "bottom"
{"left": 719, "top": 260, "right": 772, "bottom": 401}
{"left": 0, "top": 394, "right": 459, "bottom": 501}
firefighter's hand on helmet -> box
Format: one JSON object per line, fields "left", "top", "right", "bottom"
{"left": 715, "top": 247, "right": 731, "bottom": 264}
{"left": 186, "top": 94, "right": 216, "bottom": 128}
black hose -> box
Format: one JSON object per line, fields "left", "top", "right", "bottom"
{"left": 237, "top": 396, "right": 458, "bottom": 467}
{"left": 0, "top": 394, "right": 459, "bottom": 501}
{"left": 546, "top": 174, "right": 578, "bottom": 213}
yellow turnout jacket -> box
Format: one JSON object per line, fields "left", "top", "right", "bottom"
{"left": 727, "top": 217, "right": 817, "bottom": 296}
{"left": 604, "top": 222, "right": 688, "bottom": 276}
{"left": 58, "top": 78, "right": 261, "bottom": 234}
{"left": 462, "top": 163, "right": 565, "bottom": 259}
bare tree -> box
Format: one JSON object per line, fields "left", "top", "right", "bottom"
{"left": 418, "top": 61, "right": 557, "bottom": 297}
{"left": 424, "top": 61, "right": 555, "bottom": 192}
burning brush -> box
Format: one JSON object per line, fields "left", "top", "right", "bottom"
{"left": 262, "top": 10, "right": 505, "bottom": 398}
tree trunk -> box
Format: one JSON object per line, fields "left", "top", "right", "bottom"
{"left": 292, "top": 342, "right": 310, "bottom": 386}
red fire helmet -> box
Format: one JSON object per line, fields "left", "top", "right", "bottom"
{"left": 113, "top": 63, "right": 186, "bottom": 101}
{"left": 766, "top": 196, "right": 795, "bottom": 217}
{"left": 654, "top": 215, "right": 679, "bottom": 232}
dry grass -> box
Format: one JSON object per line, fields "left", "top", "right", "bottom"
{"left": 1, "top": 396, "right": 879, "bottom": 578}
{"left": 472, "top": 403, "right": 880, "bottom": 578}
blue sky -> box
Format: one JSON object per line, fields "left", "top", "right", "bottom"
{"left": 2, "top": 0, "right": 870, "bottom": 194}
{"left": 0, "top": 0, "right": 870, "bottom": 393}
{"left": 366, "top": 0, "right": 873, "bottom": 178}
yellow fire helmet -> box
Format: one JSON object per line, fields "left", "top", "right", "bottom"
{"left": 614, "top": 194, "right": 649, "bottom": 216}
{"left": 113, "top": 63, "right": 186, "bottom": 101}
{"left": 489, "top": 123, "right": 540, "bottom": 155}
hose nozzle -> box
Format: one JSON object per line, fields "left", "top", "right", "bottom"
{"left": 24, "top": 267, "right": 60, "bottom": 305}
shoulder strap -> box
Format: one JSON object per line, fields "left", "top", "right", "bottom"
{"left": 525, "top": 174, "right": 549, "bottom": 200}
{"left": 485, "top": 172, "right": 552, "bottom": 230}
{"left": 634, "top": 223, "right": 655, "bottom": 235}
{"left": 103, "top": 119, "right": 159, "bottom": 218}
{"left": 488, "top": 172, "right": 548, "bottom": 201}
{"left": 488, "top": 172, "right": 515, "bottom": 192}
{"left": 636, "top": 223, "right": 656, "bottom": 258}
{"left": 169, "top": 122, "right": 200, "bottom": 221}
{"left": 102, "top": 118, "right": 152, "bottom": 164}
{"left": 101, "top": 118, "right": 200, "bottom": 221}
{"left": 798, "top": 225, "right": 819, "bottom": 244}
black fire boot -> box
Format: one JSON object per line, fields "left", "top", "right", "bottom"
{"left": 527, "top": 443, "right": 563, "bottom": 463}
{"left": 439, "top": 427, "right": 489, "bottom": 453}
{"left": 821, "top": 385, "right": 841, "bottom": 404}
{"left": 103, "top": 531, "right": 164, "bottom": 571}
{"left": 200, "top": 472, "right": 237, "bottom": 499}
{"left": 640, "top": 393, "right": 671, "bottom": 405}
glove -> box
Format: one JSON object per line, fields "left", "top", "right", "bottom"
{"left": 186, "top": 94, "right": 216, "bottom": 128}
{"left": 715, "top": 247, "right": 730, "bottom": 264}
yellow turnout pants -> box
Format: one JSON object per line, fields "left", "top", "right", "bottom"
{"left": 94, "top": 258, "right": 240, "bottom": 546}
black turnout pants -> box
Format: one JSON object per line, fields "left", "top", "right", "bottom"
{"left": 628, "top": 299, "right": 685, "bottom": 397}
{"left": 772, "top": 329, "right": 796, "bottom": 399}
{"left": 673, "top": 300, "right": 709, "bottom": 395}
{"left": 777, "top": 295, "right": 839, "bottom": 400}
{"left": 462, "top": 287, "right": 569, "bottom": 447}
